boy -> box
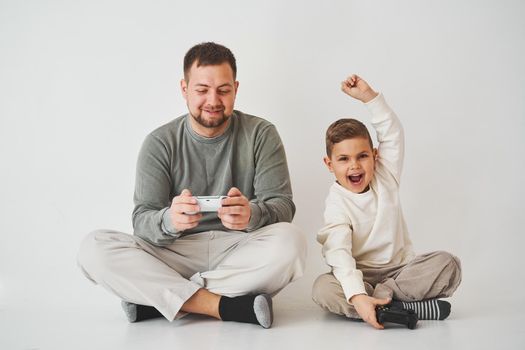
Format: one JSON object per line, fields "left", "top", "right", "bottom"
{"left": 312, "top": 74, "right": 462, "bottom": 329}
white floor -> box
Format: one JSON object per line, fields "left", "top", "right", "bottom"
{"left": 2, "top": 277, "right": 523, "bottom": 350}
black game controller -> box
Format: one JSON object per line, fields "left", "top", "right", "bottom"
{"left": 376, "top": 305, "right": 418, "bottom": 329}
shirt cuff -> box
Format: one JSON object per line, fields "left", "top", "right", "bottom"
{"left": 246, "top": 201, "right": 262, "bottom": 232}
{"left": 335, "top": 271, "right": 367, "bottom": 304}
{"left": 161, "top": 207, "right": 182, "bottom": 238}
{"left": 364, "top": 92, "right": 389, "bottom": 116}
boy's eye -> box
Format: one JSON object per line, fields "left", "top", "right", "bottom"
{"left": 359, "top": 154, "right": 369, "bottom": 159}
{"left": 337, "top": 157, "right": 348, "bottom": 162}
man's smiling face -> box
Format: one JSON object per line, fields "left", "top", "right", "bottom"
{"left": 181, "top": 61, "right": 239, "bottom": 137}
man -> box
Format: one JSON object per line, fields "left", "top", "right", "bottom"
{"left": 77, "top": 42, "right": 306, "bottom": 329}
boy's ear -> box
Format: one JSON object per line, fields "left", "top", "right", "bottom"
{"left": 323, "top": 156, "right": 334, "bottom": 172}
{"left": 373, "top": 148, "right": 378, "bottom": 160}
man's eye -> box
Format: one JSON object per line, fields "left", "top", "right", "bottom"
{"left": 359, "top": 154, "right": 369, "bottom": 159}
{"left": 196, "top": 90, "right": 207, "bottom": 94}
{"left": 218, "top": 90, "right": 231, "bottom": 95}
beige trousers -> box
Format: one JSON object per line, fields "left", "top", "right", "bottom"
{"left": 77, "top": 222, "right": 307, "bottom": 321}
{"left": 312, "top": 251, "right": 462, "bottom": 318}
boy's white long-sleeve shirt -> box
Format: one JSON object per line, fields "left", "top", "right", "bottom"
{"left": 318, "top": 93, "right": 415, "bottom": 304}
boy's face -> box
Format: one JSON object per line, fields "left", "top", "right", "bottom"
{"left": 324, "top": 137, "right": 377, "bottom": 194}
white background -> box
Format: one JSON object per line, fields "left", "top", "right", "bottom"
{"left": 1, "top": 0, "right": 524, "bottom": 347}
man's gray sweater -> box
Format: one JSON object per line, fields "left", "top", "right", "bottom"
{"left": 132, "top": 110, "right": 295, "bottom": 246}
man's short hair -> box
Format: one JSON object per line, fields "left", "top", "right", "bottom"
{"left": 183, "top": 42, "right": 237, "bottom": 81}
{"left": 325, "top": 118, "right": 374, "bottom": 157}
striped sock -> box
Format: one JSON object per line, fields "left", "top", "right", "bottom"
{"left": 391, "top": 299, "right": 451, "bottom": 320}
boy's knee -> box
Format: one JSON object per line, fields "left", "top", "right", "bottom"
{"left": 440, "top": 251, "right": 462, "bottom": 286}
{"left": 434, "top": 251, "right": 462, "bottom": 273}
{"left": 429, "top": 251, "right": 463, "bottom": 296}
{"left": 312, "top": 273, "right": 341, "bottom": 304}
{"left": 312, "top": 274, "right": 358, "bottom": 317}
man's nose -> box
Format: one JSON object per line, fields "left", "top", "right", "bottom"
{"left": 207, "top": 91, "right": 220, "bottom": 105}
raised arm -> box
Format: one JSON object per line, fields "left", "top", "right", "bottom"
{"left": 342, "top": 74, "right": 405, "bottom": 183}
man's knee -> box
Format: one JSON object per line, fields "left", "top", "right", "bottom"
{"left": 77, "top": 229, "right": 135, "bottom": 279}
{"left": 260, "top": 222, "right": 307, "bottom": 267}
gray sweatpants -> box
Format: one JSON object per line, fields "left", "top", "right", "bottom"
{"left": 312, "top": 251, "right": 462, "bottom": 318}
{"left": 77, "top": 222, "right": 307, "bottom": 321}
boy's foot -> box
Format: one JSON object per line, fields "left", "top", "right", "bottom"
{"left": 218, "top": 294, "right": 273, "bottom": 328}
{"left": 391, "top": 299, "right": 451, "bottom": 320}
{"left": 121, "top": 301, "right": 163, "bottom": 323}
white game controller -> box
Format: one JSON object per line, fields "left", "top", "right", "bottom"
{"left": 185, "top": 195, "right": 227, "bottom": 214}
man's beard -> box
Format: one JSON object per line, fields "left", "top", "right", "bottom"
{"left": 191, "top": 111, "right": 231, "bottom": 128}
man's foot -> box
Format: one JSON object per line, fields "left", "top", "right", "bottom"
{"left": 218, "top": 294, "right": 273, "bottom": 328}
{"left": 121, "top": 301, "right": 163, "bottom": 323}
{"left": 391, "top": 299, "right": 451, "bottom": 320}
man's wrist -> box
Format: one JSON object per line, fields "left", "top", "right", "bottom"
{"left": 161, "top": 207, "right": 182, "bottom": 237}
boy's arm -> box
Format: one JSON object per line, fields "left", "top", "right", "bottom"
{"left": 366, "top": 94, "right": 405, "bottom": 184}
{"left": 342, "top": 74, "right": 405, "bottom": 183}
{"left": 318, "top": 199, "right": 391, "bottom": 330}
{"left": 317, "top": 200, "right": 367, "bottom": 303}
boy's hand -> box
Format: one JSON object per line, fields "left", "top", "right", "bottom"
{"left": 350, "top": 294, "right": 391, "bottom": 330}
{"left": 341, "top": 74, "right": 378, "bottom": 103}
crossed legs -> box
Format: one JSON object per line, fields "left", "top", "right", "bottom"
{"left": 77, "top": 223, "right": 306, "bottom": 324}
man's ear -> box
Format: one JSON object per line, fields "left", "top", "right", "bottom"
{"left": 180, "top": 79, "right": 188, "bottom": 100}
{"left": 323, "top": 156, "right": 334, "bottom": 172}
{"left": 234, "top": 80, "right": 239, "bottom": 94}
{"left": 373, "top": 148, "right": 378, "bottom": 160}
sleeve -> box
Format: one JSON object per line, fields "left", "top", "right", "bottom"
{"left": 246, "top": 124, "right": 295, "bottom": 231}
{"left": 365, "top": 93, "right": 405, "bottom": 184}
{"left": 132, "top": 133, "right": 181, "bottom": 246}
{"left": 317, "top": 196, "right": 367, "bottom": 303}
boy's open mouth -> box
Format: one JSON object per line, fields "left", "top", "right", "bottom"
{"left": 348, "top": 174, "right": 363, "bottom": 184}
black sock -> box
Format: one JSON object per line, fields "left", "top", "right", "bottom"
{"left": 391, "top": 299, "right": 451, "bottom": 320}
{"left": 121, "top": 301, "right": 163, "bottom": 323}
{"left": 218, "top": 294, "right": 273, "bottom": 328}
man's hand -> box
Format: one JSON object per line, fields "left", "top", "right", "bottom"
{"left": 341, "top": 74, "right": 379, "bottom": 103}
{"left": 218, "top": 187, "right": 251, "bottom": 231}
{"left": 169, "top": 189, "right": 202, "bottom": 232}
{"left": 350, "top": 294, "right": 391, "bottom": 330}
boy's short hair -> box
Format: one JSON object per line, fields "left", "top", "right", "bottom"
{"left": 325, "top": 118, "right": 374, "bottom": 157}
{"left": 184, "top": 42, "right": 237, "bottom": 81}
